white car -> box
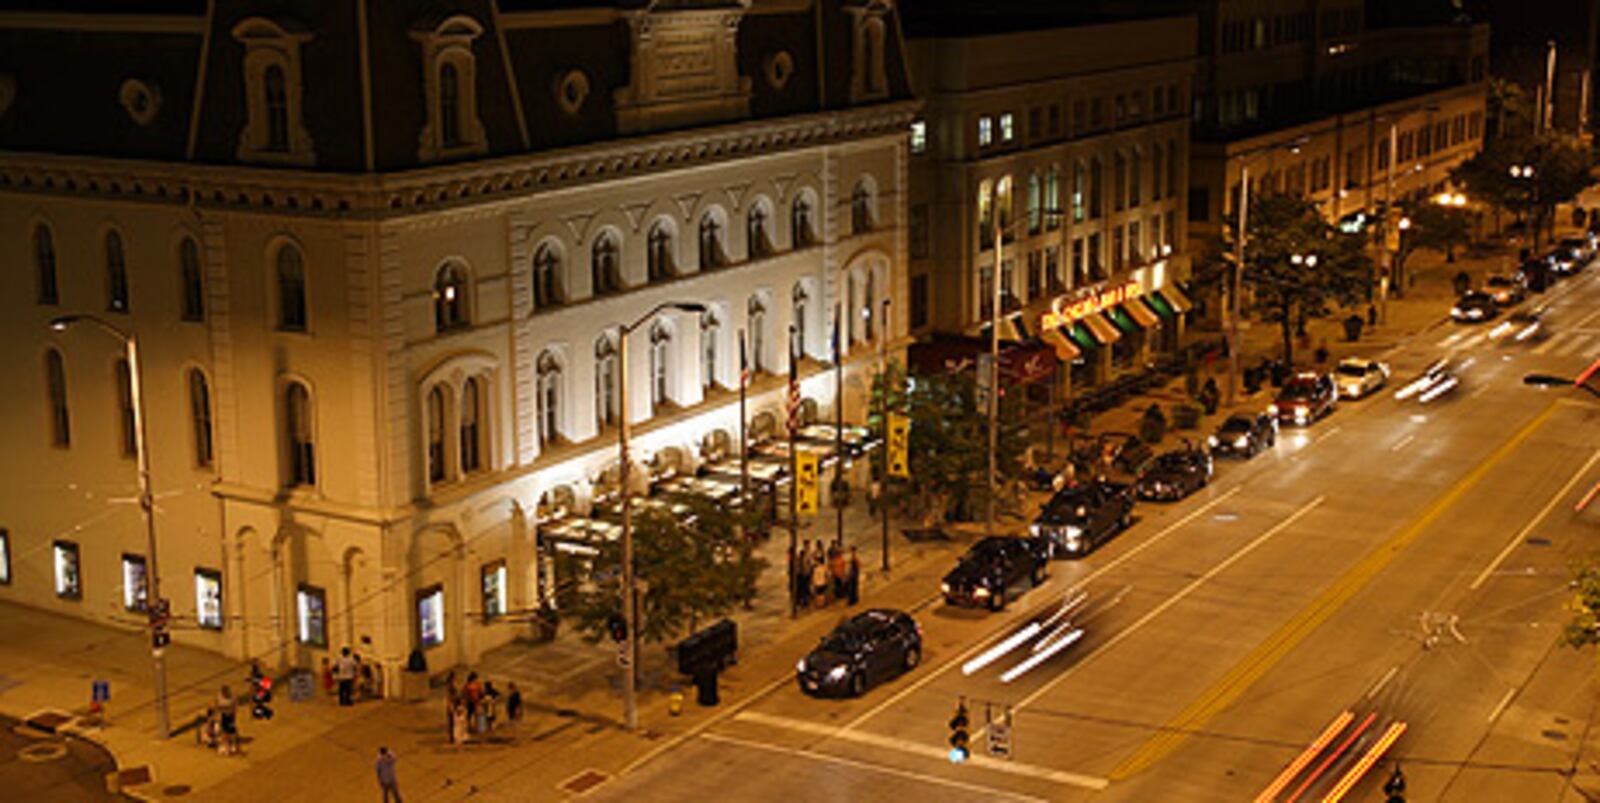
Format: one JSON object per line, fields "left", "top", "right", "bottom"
{"left": 1335, "top": 358, "right": 1390, "bottom": 399}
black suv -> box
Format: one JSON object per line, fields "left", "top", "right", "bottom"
{"left": 1135, "top": 447, "right": 1214, "bottom": 501}
{"left": 1210, "top": 412, "right": 1277, "bottom": 458}
{"left": 796, "top": 609, "right": 921, "bottom": 697}
{"left": 1271, "top": 372, "right": 1337, "bottom": 425}
{"left": 1031, "top": 480, "right": 1135, "bottom": 557}
{"left": 941, "top": 537, "right": 1050, "bottom": 611}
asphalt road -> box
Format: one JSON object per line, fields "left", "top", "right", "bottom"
{"left": 0, "top": 714, "right": 132, "bottom": 802}
{"left": 594, "top": 262, "right": 1600, "bottom": 803}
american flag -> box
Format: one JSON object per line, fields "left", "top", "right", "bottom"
{"left": 786, "top": 326, "right": 801, "bottom": 436}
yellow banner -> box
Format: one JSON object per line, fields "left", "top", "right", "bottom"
{"left": 887, "top": 413, "right": 910, "bottom": 479}
{"left": 796, "top": 450, "right": 820, "bottom": 514}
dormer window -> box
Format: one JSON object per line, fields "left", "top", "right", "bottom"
{"left": 232, "top": 17, "right": 315, "bottom": 165}
{"left": 411, "top": 15, "right": 487, "bottom": 162}
{"left": 848, "top": 3, "right": 890, "bottom": 103}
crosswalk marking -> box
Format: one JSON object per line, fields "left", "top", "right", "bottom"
{"left": 1536, "top": 332, "right": 1600, "bottom": 358}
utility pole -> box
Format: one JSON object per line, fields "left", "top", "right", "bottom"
{"left": 877, "top": 298, "right": 891, "bottom": 573}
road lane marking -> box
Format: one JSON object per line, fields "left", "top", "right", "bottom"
{"left": 1487, "top": 687, "right": 1517, "bottom": 724}
{"left": 698, "top": 732, "right": 1053, "bottom": 803}
{"left": 1389, "top": 435, "right": 1415, "bottom": 452}
{"left": 732, "top": 710, "right": 1109, "bottom": 791}
{"left": 843, "top": 487, "right": 1243, "bottom": 732}
{"left": 616, "top": 661, "right": 810, "bottom": 777}
{"left": 1468, "top": 447, "right": 1600, "bottom": 590}
{"left": 1438, "top": 331, "right": 1465, "bottom": 348}
{"left": 1533, "top": 334, "right": 1561, "bottom": 356}
{"left": 1365, "top": 666, "right": 1399, "bottom": 699}
{"left": 1109, "top": 402, "right": 1559, "bottom": 781}
{"left": 1002, "top": 496, "right": 1327, "bottom": 722}
{"left": 1468, "top": 384, "right": 1492, "bottom": 400}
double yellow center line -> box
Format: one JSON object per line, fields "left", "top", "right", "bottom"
{"left": 1110, "top": 402, "right": 1558, "bottom": 781}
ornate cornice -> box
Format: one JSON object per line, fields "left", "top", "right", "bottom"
{"left": 0, "top": 101, "right": 919, "bottom": 220}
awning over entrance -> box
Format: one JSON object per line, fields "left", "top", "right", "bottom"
{"left": 1155, "top": 285, "right": 1193, "bottom": 314}
{"left": 1041, "top": 326, "right": 1082, "bottom": 362}
{"left": 1080, "top": 312, "right": 1123, "bottom": 346}
{"left": 1119, "top": 298, "right": 1161, "bottom": 329}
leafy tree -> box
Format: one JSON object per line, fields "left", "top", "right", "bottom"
{"left": 554, "top": 498, "right": 766, "bottom": 645}
{"left": 1452, "top": 132, "right": 1596, "bottom": 250}
{"left": 1562, "top": 560, "right": 1600, "bottom": 654}
{"left": 1388, "top": 199, "right": 1475, "bottom": 295}
{"left": 1214, "top": 193, "right": 1369, "bottom": 365}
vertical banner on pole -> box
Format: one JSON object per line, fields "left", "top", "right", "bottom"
{"left": 887, "top": 413, "right": 910, "bottom": 478}
{"left": 796, "top": 450, "right": 820, "bottom": 514}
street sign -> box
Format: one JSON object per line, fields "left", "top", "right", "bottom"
{"left": 796, "top": 450, "right": 819, "bottom": 514}
{"left": 987, "top": 721, "right": 1013, "bottom": 759}
{"left": 887, "top": 413, "right": 910, "bottom": 478}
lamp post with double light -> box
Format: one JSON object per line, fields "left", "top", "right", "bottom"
{"left": 48, "top": 314, "right": 170, "bottom": 739}
{"left": 615, "top": 300, "right": 706, "bottom": 731}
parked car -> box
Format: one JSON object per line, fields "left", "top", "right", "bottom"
{"left": 1335, "top": 358, "right": 1390, "bottom": 399}
{"left": 1544, "top": 248, "right": 1579, "bottom": 277}
{"left": 1485, "top": 275, "right": 1525, "bottom": 306}
{"left": 796, "top": 609, "right": 921, "bottom": 697}
{"left": 1450, "top": 290, "right": 1498, "bottom": 323}
{"left": 1209, "top": 412, "right": 1278, "bottom": 458}
{"left": 1030, "top": 480, "right": 1135, "bottom": 557}
{"left": 1270, "top": 372, "right": 1338, "bottom": 425}
{"left": 1135, "top": 446, "right": 1213, "bottom": 501}
{"left": 941, "top": 537, "right": 1050, "bottom": 611}
{"left": 1558, "top": 236, "right": 1594, "bottom": 268}
{"left": 1519, "top": 258, "right": 1552, "bottom": 292}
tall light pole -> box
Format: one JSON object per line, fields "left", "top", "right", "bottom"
{"left": 875, "top": 297, "right": 891, "bottom": 573}
{"left": 616, "top": 300, "right": 705, "bottom": 731}
{"left": 49, "top": 314, "right": 169, "bottom": 738}
{"left": 1225, "top": 136, "right": 1309, "bottom": 406}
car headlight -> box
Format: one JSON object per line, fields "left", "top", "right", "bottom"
{"left": 1234, "top": 436, "right": 1250, "bottom": 448}
{"left": 1029, "top": 524, "right": 1041, "bottom": 536}
{"left": 973, "top": 586, "right": 991, "bottom": 598}
{"left": 1294, "top": 407, "right": 1308, "bottom": 420}
{"left": 1267, "top": 404, "right": 1279, "bottom": 415}
{"left": 828, "top": 665, "right": 849, "bottom": 681}
{"left": 797, "top": 659, "right": 807, "bottom": 673}
{"left": 940, "top": 582, "right": 950, "bottom": 594}
{"left": 1208, "top": 435, "right": 1220, "bottom": 447}
{"left": 1468, "top": 308, "right": 1483, "bottom": 319}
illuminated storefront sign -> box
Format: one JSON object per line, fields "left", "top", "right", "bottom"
{"left": 1040, "top": 280, "right": 1142, "bottom": 330}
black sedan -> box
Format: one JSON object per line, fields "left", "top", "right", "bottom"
{"left": 796, "top": 609, "right": 921, "bottom": 697}
{"left": 941, "top": 536, "right": 1050, "bottom": 611}
{"left": 1135, "top": 447, "right": 1214, "bottom": 501}
{"left": 1451, "top": 290, "right": 1498, "bottom": 323}
{"left": 1209, "top": 412, "right": 1277, "bottom": 458}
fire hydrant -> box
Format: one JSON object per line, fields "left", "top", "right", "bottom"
{"left": 668, "top": 687, "right": 684, "bottom": 716}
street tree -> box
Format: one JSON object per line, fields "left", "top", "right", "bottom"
{"left": 1452, "top": 132, "right": 1596, "bottom": 250}
{"left": 1392, "top": 199, "right": 1475, "bottom": 292}
{"left": 554, "top": 497, "right": 766, "bottom": 645}
{"left": 1214, "top": 193, "right": 1370, "bottom": 365}
{"left": 1561, "top": 559, "right": 1600, "bottom": 658}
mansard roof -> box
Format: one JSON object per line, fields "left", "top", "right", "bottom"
{"left": 0, "top": 0, "right": 913, "bottom": 173}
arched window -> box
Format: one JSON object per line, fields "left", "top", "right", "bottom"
{"left": 698, "top": 213, "right": 725, "bottom": 270}
{"left": 537, "top": 352, "right": 560, "bottom": 447}
{"left": 701, "top": 311, "right": 719, "bottom": 390}
{"left": 189, "top": 369, "right": 213, "bottom": 468}
{"left": 45, "top": 349, "right": 70, "bottom": 448}
{"left": 106, "top": 231, "right": 129, "bottom": 313}
{"left": 433, "top": 262, "right": 470, "bottom": 332}
{"left": 284, "top": 381, "right": 315, "bottom": 487}
{"left": 647, "top": 221, "right": 675, "bottom": 282}
{"left": 851, "top": 181, "right": 874, "bottom": 234}
{"left": 594, "top": 336, "right": 617, "bottom": 430}
{"left": 35, "top": 224, "right": 58, "bottom": 305}
{"left": 532, "top": 243, "right": 561, "bottom": 309}
{"left": 791, "top": 284, "right": 808, "bottom": 358}
{"left": 264, "top": 64, "right": 289, "bottom": 152}
{"left": 862, "top": 18, "right": 886, "bottom": 95}
{"left": 277, "top": 244, "right": 308, "bottom": 332}
{"left": 747, "top": 204, "right": 771, "bottom": 259}
{"left": 426, "top": 385, "right": 448, "bottom": 483}
{"left": 461, "top": 375, "right": 485, "bottom": 472}
{"left": 179, "top": 237, "right": 205, "bottom": 322}
{"left": 749, "top": 296, "right": 768, "bottom": 373}
{"left": 592, "top": 233, "right": 620, "bottom": 296}
{"left": 792, "top": 194, "right": 815, "bottom": 248}
{"left": 649, "top": 323, "right": 671, "bottom": 410}
{"left": 440, "top": 61, "right": 462, "bottom": 148}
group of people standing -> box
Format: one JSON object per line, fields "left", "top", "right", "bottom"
{"left": 444, "top": 670, "right": 523, "bottom": 745}
{"left": 321, "top": 646, "right": 383, "bottom": 705}
{"left": 791, "top": 541, "right": 861, "bottom": 610}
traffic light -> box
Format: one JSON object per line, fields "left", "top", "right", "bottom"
{"left": 608, "top": 614, "right": 628, "bottom": 643}
{"left": 948, "top": 701, "right": 970, "bottom": 764}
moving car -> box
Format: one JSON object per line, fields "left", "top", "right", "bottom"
{"left": 1394, "top": 358, "right": 1460, "bottom": 403}
{"left": 1450, "top": 291, "right": 1498, "bottom": 322}
{"left": 1270, "top": 372, "right": 1338, "bottom": 425}
{"left": 1209, "top": 412, "right": 1278, "bottom": 458}
{"left": 1335, "top": 358, "right": 1390, "bottom": 399}
{"left": 1485, "top": 275, "right": 1525, "bottom": 306}
{"left": 1031, "top": 480, "right": 1135, "bottom": 557}
{"left": 941, "top": 537, "right": 1050, "bottom": 611}
{"left": 1135, "top": 446, "right": 1213, "bottom": 501}
{"left": 796, "top": 609, "right": 921, "bottom": 697}
{"left": 1558, "top": 236, "right": 1593, "bottom": 269}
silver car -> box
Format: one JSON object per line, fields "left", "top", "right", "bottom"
{"left": 1335, "top": 358, "right": 1390, "bottom": 399}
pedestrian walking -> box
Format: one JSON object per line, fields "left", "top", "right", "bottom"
{"left": 216, "top": 685, "right": 239, "bottom": 756}
{"left": 462, "top": 672, "right": 483, "bottom": 734}
{"left": 481, "top": 681, "right": 500, "bottom": 734}
{"left": 846, "top": 547, "right": 861, "bottom": 606}
{"left": 506, "top": 682, "right": 523, "bottom": 737}
{"left": 375, "top": 746, "right": 402, "bottom": 803}
{"left": 450, "top": 698, "right": 468, "bottom": 745}
{"left": 335, "top": 647, "right": 357, "bottom": 706}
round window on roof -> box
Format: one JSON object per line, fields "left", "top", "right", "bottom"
{"left": 555, "top": 69, "right": 590, "bottom": 116}
{"left": 118, "top": 79, "right": 162, "bottom": 126}
{"left": 764, "top": 51, "right": 794, "bottom": 90}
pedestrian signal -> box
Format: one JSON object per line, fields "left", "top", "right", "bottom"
{"left": 948, "top": 701, "right": 970, "bottom": 763}
{"left": 607, "top": 614, "right": 628, "bottom": 643}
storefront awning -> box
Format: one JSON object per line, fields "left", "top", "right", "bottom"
{"left": 1081, "top": 311, "right": 1123, "bottom": 345}
{"left": 1067, "top": 321, "right": 1098, "bottom": 350}
{"left": 1120, "top": 297, "right": 1161, "bottom": 328}
{"left": 1041, "top": 326, "right": 1082, "bottom": 362}
{"left": 1103, "top": 307, "right": 1138, "bottom": 335}
{"left": 1156, "top": 285, "right": 1193, "bottom": 314}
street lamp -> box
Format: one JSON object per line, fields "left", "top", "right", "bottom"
{"left": 1226, "top": 136, "right": 1309, "bottom": 407}
{"left": 616, "top": 300, "right": 706, "bottom": 731}
{"left": 48, "top": 314, "right": 170, "bottom": 739}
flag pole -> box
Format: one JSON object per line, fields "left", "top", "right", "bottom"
{"left": 833, "top": 304, "right": 845, "bottom": 550}
{"left": 787, "top": 324, "right": 800, "bottom": 618}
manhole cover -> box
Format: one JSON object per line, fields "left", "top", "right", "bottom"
{"left": 25, "top": 712, "right": 72, "bottom": 734}
{"left": 560, "top": 769, "right": 609, "bottom": 794}
{"left": 1542, "top": 729, "right": 1569, "bottom": 741}
{"left": 18, "top": 742, "right": 67, "bottom": 762}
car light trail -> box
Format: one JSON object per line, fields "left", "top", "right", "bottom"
{"left": 1000, "top": 628, "right": 1082, "bottom": 683}
{"left": 1488, "top": 321, "right": 1513, "bottom": 340}
{"left": 1284, "top": 711, "right": 1375, "bottom": 803}
{"left": 1032, "top": 618, "right": 1082, "bottom": 654}
{"left": 1320, "top": 721, "right": 1406, "bottom": 803}
{"left": 1515, "top": 321, "right": 1541, "bottom": 341}
{"left": 962, "top": 623, "right": 1042, "bottom": 676}
{"left": 1253, "top": 710, "right": 1354, "bottom": 803}
{"left": 1418, "top": 376, "right": 1459, "bottom": 403}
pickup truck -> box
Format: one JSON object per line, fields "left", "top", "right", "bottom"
{"left": 1030, "top": 480, "right": 1135, "bottom": 558}
{"left": 941, "top": 536, "right": 1051, "bottom": 611}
